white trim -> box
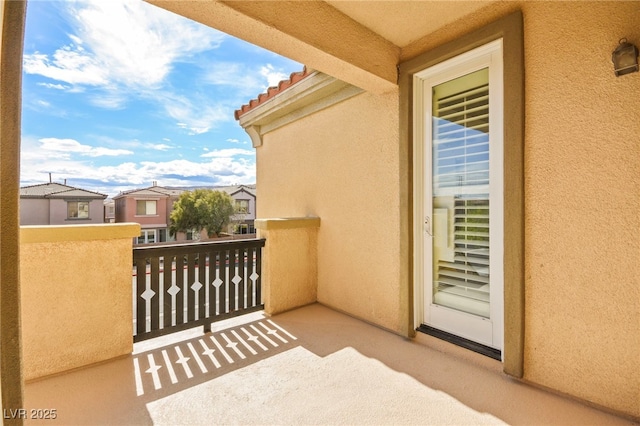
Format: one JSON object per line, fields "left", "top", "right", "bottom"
{"left": 413, "top": 39, "right": 504, "bottom": 353}
{"left": 238, "top": 72, "right": 364, "bottom": 147}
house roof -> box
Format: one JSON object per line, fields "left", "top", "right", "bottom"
{"left": 113, "top": 184, "right": 256, "bottom": 199}
{"left": 222, "top": 184, "right": 256, "bottom": 198}
{"left": 112, "top": 187, "right": 171, "bottom": 199}
{"left": 20, "top": 183, "right": 107, "bottom": 199}
{"left": 234, "top": 66, "right": 311, "bottom": 120}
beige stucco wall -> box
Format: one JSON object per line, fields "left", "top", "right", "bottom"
{"left": 254, "top": 2, "right": 639, "bottom": 417}
{"left": 521, "top": 2, "right": 640, "bottom": 417}
{"left": 1, "top": 0, "right": 26, "bottom": 414}
{"left": 20, "top": 223, "right": 140, "bottom": 381}
{"left": 257, "top": 89, "right": 402, "bottom": 333}
{"left": 256, "top": 217, "right": 319, "bottom": 315}
{"left": 407, "top": 2, "right": 639, "bottom": 417}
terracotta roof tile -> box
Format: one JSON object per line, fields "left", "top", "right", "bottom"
{"left": 234, "top": 66, "right": 311, "bottom": 120}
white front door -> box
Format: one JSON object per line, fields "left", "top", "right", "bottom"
{"left": 414, "top": 40, "right": 504, "bottom": 352}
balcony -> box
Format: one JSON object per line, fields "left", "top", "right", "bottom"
{"left": 18, "top": 223, "right": 635, "bottom": 425}
{"left": 23, "top": 304, "right": 633, "bottom": 425}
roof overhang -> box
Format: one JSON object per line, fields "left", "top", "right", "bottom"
{"left": 237, "top": 70, "right": 363, "bottom": 147}
{"left": 146, "top": 1, "right": 501, "bottom": 94}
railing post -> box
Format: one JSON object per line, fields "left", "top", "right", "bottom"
{"left": 255, "top": 217, "right": 320, "bottom": 315}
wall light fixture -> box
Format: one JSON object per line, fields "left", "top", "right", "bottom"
{"left": 612, "top": 38, "right": 638, "bottom": 77}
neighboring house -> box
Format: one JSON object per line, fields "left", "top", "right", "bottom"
{"left": 222, "top": 184, "right": 257, "bottom": 234}
{"left": 103, "top": 199, "right": 115, "bottom": 223}
{"left": 114, "top": 183, "right": 256, "bottom": 244}
{"left": 20, "top": 182, "right": 107, "bottom": 226}
{"left": 113, "top": 184, "right": 178, "bottom": 244}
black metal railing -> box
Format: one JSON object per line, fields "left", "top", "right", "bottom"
{"left": 133, "top": 238, "right": 266, "bottom": 342}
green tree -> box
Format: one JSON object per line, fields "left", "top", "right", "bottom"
{"left": 169, "top": 189, "right": 236, "bottom": 238}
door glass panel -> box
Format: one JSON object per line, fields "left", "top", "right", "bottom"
{"left": 432, "top": 68, "right": 491, "bottom": 318}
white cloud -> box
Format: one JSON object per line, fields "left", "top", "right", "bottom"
{"left": 23, "top": 0, "right": 225, "bottom": 92}
{"left": 39, "top": 137, "right": 133, "bottom": 157}
{"left": 200, "top": 148, "right": 254, "bottom": 158}
{"left": 204, "top": 62, "right": 294, "bottom": 94}
{"left": 148, "top": 143, "right": 173, "bottom": 151}
{"left": 89, "top": 93, "right": 128, "bottom": 109}
{"left": 37, "top": 82, "right": 70, "bottom": 90}
{"left": 21, "top": 133, "right": 255, "bottom": 197}
{"left": 166, "top": 92, "right": 229, "bottom": 135}
{"left": 260, "top": 64, "right": 289, "bottom": 87}
{"left": 226, "top": 138, "right": 240, "bottom": 144}
{"left": 24, "top": 49, "right": 108, "bottom": 86}
{"left": 203, "top": 62, "right": 264, "bottom": 93}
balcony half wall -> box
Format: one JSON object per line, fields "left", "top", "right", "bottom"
{"left": 20, "top": 223, "right": 140, "bottom": 381}
{"left": 256, "top": 217, "right": 320, "bottom": 315}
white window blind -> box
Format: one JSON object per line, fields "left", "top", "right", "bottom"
{"left": 136, "top": 200, "right": 157, "bottom": 215}
{"left": 432, "top": 68, "right": 491, "bottom": 318}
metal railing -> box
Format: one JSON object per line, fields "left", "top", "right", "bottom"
{"left": 133, "top": 238, "right": 265, "bottom": 342}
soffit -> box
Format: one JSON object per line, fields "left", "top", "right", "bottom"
{"left": 325, "top": 1, "right": 493, "bottom": 48}
{"left": 147, "top": 0, "right": 499, "bottom": 92}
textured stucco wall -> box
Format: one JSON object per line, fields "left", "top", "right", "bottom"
{"left": 1, "top": 0, "right": 26, "bottom": 413}
{"left": 254, "top": 2, "right": 639, "bottom": 416}
{"left": 401, "top": 1, "right": 639, "bottom": 417}
{"left": 20, "top": 224, "right": 140, "bottom": 381}
{"left": 520, "top": 2, "right": 640, "bottom": 417}
{"left": 257, "top": 90, "right": 402, "bottom": 333}
{"left": 256, "top": 218, "right": 319, "bottom": 315}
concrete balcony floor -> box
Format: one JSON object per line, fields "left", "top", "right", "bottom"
{"left": 25, "top": 303, "right": 635, "bottom": 425}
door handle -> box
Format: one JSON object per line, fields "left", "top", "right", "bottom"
{"left": 425, "top": 216, "right": 432, "bottom": 236}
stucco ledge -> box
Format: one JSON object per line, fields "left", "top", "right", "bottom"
{"left": 255, "top": 217, "right": 320, "bottom": 230}
{"left": 20, "top": 223, "right": 141, "bottom": 244}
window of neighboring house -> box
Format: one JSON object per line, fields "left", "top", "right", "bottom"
{"left": 186, "top": 229, "right": 199, "bottom": 241}
{"left": 136, "top": 229, "right": 156, "bottom": 244}
{"left": 68, "top": 201, "right": 90, "bottom": 219}
{"left": 235, "top": 224, "right": 249, "bottom": 234}
{"left": 136, "top": 200, "right": 157, "bottom": 216}
{"left": 235, "top": 199, "right": 250, "bottom": 214}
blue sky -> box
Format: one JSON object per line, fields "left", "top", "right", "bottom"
{"left": 21, "top": 0, "right": 301, "bottom": 197}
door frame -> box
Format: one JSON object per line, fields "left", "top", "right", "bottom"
{"left": 398, "top": 11, "right": 525, "bottom": 377}
{"left": 414, "top": 39, "right": 504, "bottom": 352}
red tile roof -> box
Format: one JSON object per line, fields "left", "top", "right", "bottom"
{"left": 234, "top": 66, "right": 311, "bottom": 120}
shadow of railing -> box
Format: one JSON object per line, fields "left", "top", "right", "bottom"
{"left": 131, "top": 316, "right": 299, "bottom": 402}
